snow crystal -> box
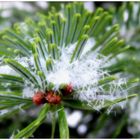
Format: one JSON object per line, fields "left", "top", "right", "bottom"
{"left": 80, "top": 37, "right": 96, "bottom": 57}
{"left": 46, "top": 38, "right": 127, "bottom": 109}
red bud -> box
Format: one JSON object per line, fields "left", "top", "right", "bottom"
{"left": 45, "top": 91, "right": 61, "bottom": 104}
{"left": 62, "top": 83, "right": 73, "bottom": 96}
{"left": 32, "top": 91, "right": 46, "bottom": 106}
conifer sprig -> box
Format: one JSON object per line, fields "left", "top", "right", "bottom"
{"left": 0, "top": 2, "right": 138, "bottom": 138}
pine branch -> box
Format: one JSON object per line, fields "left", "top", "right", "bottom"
{"left": 0, "top": 2, "right": 139, "bottom": 138}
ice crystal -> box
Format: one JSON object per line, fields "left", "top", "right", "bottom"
{"left": 47, "top": 38, "right": 103, "bottom": 89}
